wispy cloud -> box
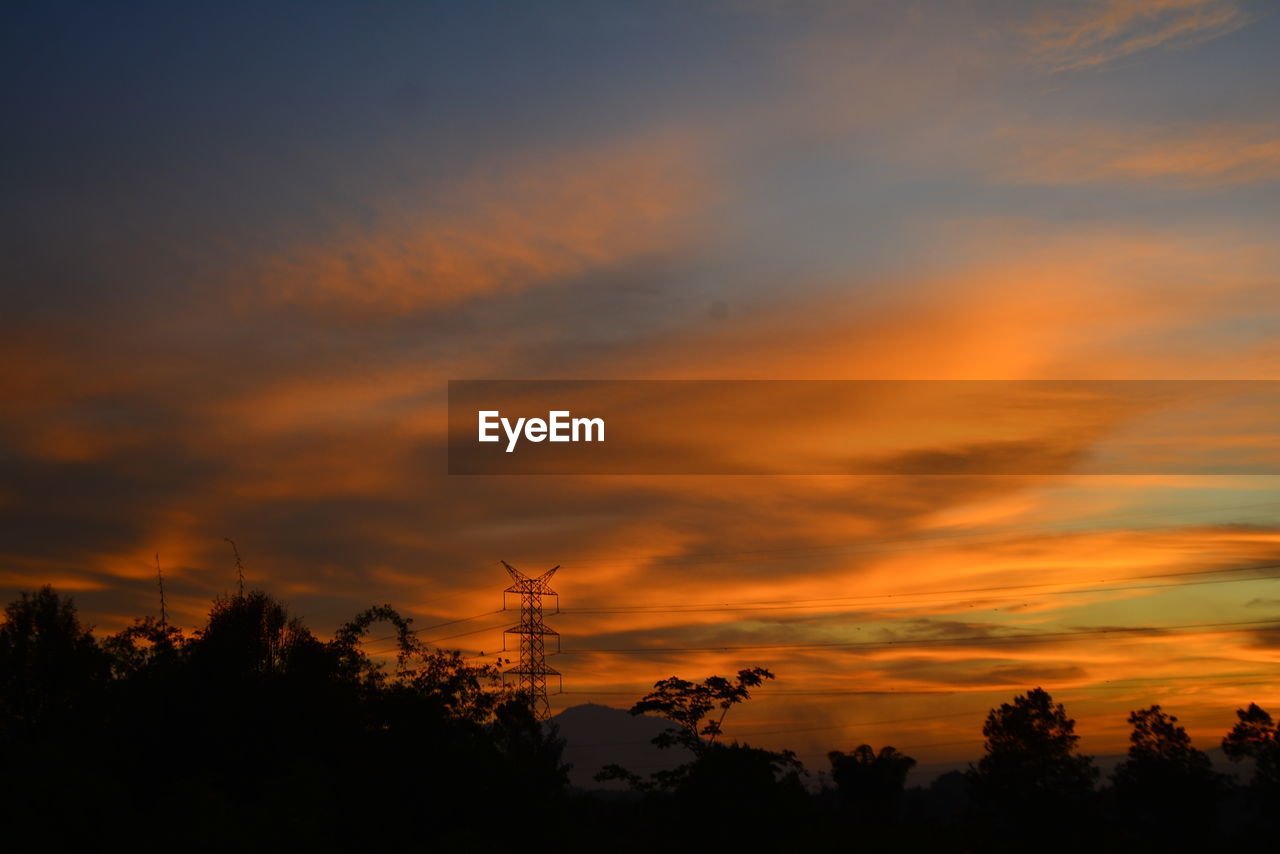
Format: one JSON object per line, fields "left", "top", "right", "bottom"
{"left": 252, "top": 132, "right": 712, "bottom": 316}
{"left": 995, "top": 121, "right": 1280, "bottom": 186}
{"left": 1025, "top": 0, "right": 1257, "bottom": 71}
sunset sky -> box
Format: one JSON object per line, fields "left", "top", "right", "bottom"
{"left": 4, "top": 0, "right": 1280, "bottom": 773}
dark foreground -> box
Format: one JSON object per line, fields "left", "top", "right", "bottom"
{"left": 3, "top": 586, "right": 1277, "bottom": 852}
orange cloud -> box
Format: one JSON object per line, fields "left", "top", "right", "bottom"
{"left": 252, "top": 132, "right": 712, "bottom": 315}
{"left": 588, "top": 216, "right": 1278, "bottom": 383}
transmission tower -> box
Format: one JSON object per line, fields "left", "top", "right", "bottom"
{"left": 500, "top": 560, "right": 561, "bottom": 720}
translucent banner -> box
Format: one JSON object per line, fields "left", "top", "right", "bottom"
{"left": 447, "top": 380, "right": 1280, "bottom": 475}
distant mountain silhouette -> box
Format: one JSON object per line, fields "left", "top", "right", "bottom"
{"left": 550, "top": 703, "right": 684, "bottom": 790}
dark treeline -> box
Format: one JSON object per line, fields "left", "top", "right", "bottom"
{"left": 2, "top": 585, "right": 1278, "bottom": 852}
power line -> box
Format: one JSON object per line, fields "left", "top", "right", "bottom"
{"left": 349, "top": 498, "right": 1280, "bottom": 647}
{"left": 559, "top": 565, "right": 1280, "bottom": 616}
{"left": 388, "top": 560, "right": 1280, "bottom": 650}
{"left": 559, "top": 673, "right": 1280, "bottom": 703}
{"left": 556, "top": 618, "right": 1280, "bottom": 655}
{"left": 560, "top": 689, "right": 961, "bottom": 696}
{"left": 357, "top": 558, "right": 1280, "bottom": 660}
{"left": 525, "top": 499, "right": 1280, "bottom": 571}
{"left": 467, "top": 617, "right": 1280, "bottom": 660}
{"left": 363, "top": 618, "right": 517, "bottom": 655}
{"left": 359, "top": 609, "right": 505, "bottom": 646}
{"left": 412, "top": 609, "right": 504, "bottom": 633}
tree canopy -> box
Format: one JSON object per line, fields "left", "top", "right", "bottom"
{"left": 629, "top": 666, "right": 774, "bottom": 757}
{"left": 1222, "top": 702, "right": 1280, "bottom": 790}
{"left": 968, "top": 687, "right": 1098, "bottom": 832}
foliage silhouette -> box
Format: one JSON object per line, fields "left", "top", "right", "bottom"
{"left": 1110, "top": 705, "right": 1225, "bottom": 844}
{"left": 191, "top": 589, "right": 328, "bottom": 676}
{"left": 595, "top": 667, "right": 807, "bottom": 847}
{"left": 596, "top": 666, "right": 776, "bottom": 789}
{"left": 4, "top": 585, "right": 1278, "bottom": 849}
{"left": 968, "top": 687, "right": 1098, "bottom": 837}
{"left": 332, "top": 603, "right": 511, "bottom": 722}
{"left": 0, "top": 586, "right": 567, "bottom": 849}
{"left": 102, "top": 615, "right": 186, "bottom": 679}
{"left": 1222, "top": 702, "right": 1280, "bottom": 790}
{"left": 0, "top": 585, "right": 109, "bottom": 737}
{"left": 628, "top": 666, "right": 774, "bottom": 757}
{"left": 491, "top": 697, "right": 572, "bottom": 794}
{"left": 828, "top": 744, "right": 917, "bottom": 822}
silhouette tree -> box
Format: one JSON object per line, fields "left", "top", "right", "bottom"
{"left": 0, "top": 585, "right": 109, "bottom": 735}
{"left": 669, "top": 741, "right": 809, "bottom": 838}
{"left": 398, "top": 647, "right": 509, "bottom": 723}
{"left": 911, "top": 769, "right": 976, "bottom": 826}
{"left": 595, "top": 665, "right": 776, "bottom": 790}
{"left": 1222, "top": 703, "right": 1280, "bottom": 790}
{"left": 628, "top": 666, "right": 774, "bottom": 757}
{"left": 828, "top": 744, "right": 917, "bottom": 822}
{"left": 330, "top": 603, "right": 418, "bottom": 686}
{"left": 31, "top": 580, "right": 1280, "bottom": 848}
{"left": 969, "top": 687, "right": 1098, "bottom": 833}
{"left": 593, "top": 666, "right": 809, "bottom": 847}
{"left": 0, "top": 584, "right": 578, "bottom": 848}
{"left": 330, "top": 603, "right": 509, "bottom": 721}
{"left": 190, "top": 589, "right": 328, "bottom": 678}
{"left": 0, "top": 587, "right": 116, "bottom": 845}
{"left": 1110, "top": 705, "right": 1224, "bottom": 843}
{"left": 1120, "top": 705, "right": 1205, "bottom": 763}
{"left": 103, "top": 616, "right": 186, "bottom": 679}
{"left": 490, "top": 697, "right": 572, "bottom": 794}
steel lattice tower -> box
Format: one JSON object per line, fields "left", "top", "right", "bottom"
{"left": 500, "top": 560, "right": 561, "bottom": 720}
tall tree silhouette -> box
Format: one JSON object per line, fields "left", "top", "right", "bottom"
{"left": 969, "top": 687, "right": 1098, "bottom": 834}
{"left": 596, "top": 666, "right": 776, "bottom": 789}
{"left": 629, "top": 666, "right": 774, "bottom": 757}
{"left": 0, "top": 585, "right": 108, "bottom": 736}
{"left": 1110, "top": 705, "right": 1223, "bottom": 843}
{"left": 0, "top": 587, "right": 114, "bottom": 844}
{"left": 1222, "top": 703, "right": 1280, "bottom": 790}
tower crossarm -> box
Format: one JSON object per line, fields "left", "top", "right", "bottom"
{"left": 498, "top": 560, "right": 562, "bottom": 720}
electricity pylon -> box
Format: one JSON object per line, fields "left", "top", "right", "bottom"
{"left": 500, "top": 560, "right": 561, "bottom": 720}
